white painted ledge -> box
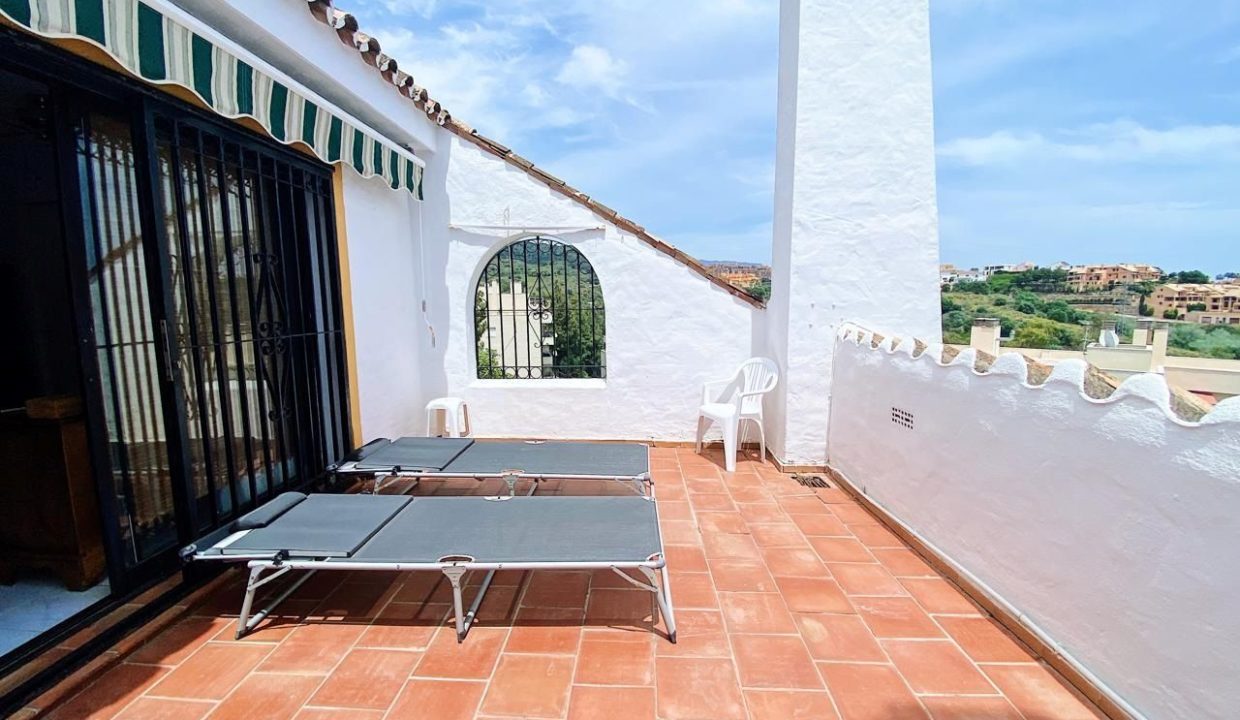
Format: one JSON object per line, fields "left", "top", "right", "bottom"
{"left": 469, "top": 379, "right": 607, "bottom": 390}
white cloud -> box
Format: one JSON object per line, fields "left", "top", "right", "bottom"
{"left": 380, "top": 0, "right": 436, "bottom": 19}
{"left": 937, "top": 130, "right": 1042, "bottom": 166}
{"left": 366, "top": 26, "right": 416, "bottom": 60}
{"left": 934, "top": 10, "right": 1156, "bottom": 91}
{"left": 938, "top": 121, "right": 1240, "bottom": 166}
{"left": 555, "top": 45, "right": 628, "bottom": 96}
{"left": 338, "top": 0, "right": 779, "bottom": 260}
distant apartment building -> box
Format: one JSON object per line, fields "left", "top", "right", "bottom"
{"left": 1067, "top": 263, "right": 1163, "bottom": 292}
{"left": 939, "top": 264, "right": 986, "bottom": 285}
{"left": 706, "top": 262, "right": 771, "bottom": 287}
{"left": 980, "top": 261, "right": 1037, "bottom": 277}
{"left": 1152, "top": 283, "right": 1240, "bottom": 325}
{"left": 482, "top": 280, "right": 553, "bottom": 376}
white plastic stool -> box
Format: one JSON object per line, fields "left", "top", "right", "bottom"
{"left": 425, "top": 396, "right": 471, "bottom": 438}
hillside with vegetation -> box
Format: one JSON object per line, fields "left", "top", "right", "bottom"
{"left": 942, "top": 268, "right": 1240, "bottom": 360}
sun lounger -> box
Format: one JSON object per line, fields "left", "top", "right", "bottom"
{"left": 182, "top": 491, "right": 676, "bottom": 643}
{"left": 331, "top": 438, "right": 653, "bottom": 495}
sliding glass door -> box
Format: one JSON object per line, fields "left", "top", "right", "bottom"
{"left": 154, "top": 116, "right": 350, "bottom": 533}
{"left": 75, "top": 110, "right": 182, "bottom": 570}
{"left": 69, "top": 96, "right": 351, "bottom": 588}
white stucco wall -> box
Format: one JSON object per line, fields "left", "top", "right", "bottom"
{"left": 340, "top": 171, "right": 427, "bottom": 440}
{"left": 428, "top": 137, "right": 765, "bottom": 441}
{"left": 827, "top": 326, "right": 1240, "bottom": 720}
{"left": 768, "top": 0, "right": 943, "bottom": 466}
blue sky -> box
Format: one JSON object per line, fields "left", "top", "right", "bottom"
{"left": 349, "top": 0, "right": 1239, "bottom": 276}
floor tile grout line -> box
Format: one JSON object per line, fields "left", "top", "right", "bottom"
{"left": 764, "top": 465, "right": 853, "bottom": 720}
{"left": 94, "top": 583, "right": 296, "bottom": 720}
{"left": 923, "top": 605, "right": 1026, "bottom": 718}
{"left": 816, "top": 480, "right": 1011, "bottom": 720}
{"left": 211, "top": 570, "right": 400, "bottom": 718}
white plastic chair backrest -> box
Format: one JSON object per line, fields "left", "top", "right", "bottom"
{"left": 734, "top": 357, "right": 778, "bottom": 416}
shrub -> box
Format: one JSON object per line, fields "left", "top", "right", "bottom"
{"left": 1013, "top": 291, "right": 1043, "bottom": 315}
{"left": 1170, "top": 324, "right": 1240, "bottom": 359}
{"left": 942, "top": 310, "right": 974, "bottom": 334}
{"left": 954, "top": 280, "right": 991, "bottom": 294}
{"left": 1042, "top": 300, "right": 1083, "bottom": 324}
{"left": 1008, "top": 318, "right": 1082, "bottom": 350}
{"left": 1163, "top": 309, "right": 1181, "bottom": 320}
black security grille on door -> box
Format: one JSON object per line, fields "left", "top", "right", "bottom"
{"left": 77, "top": 111, "right": 180, "bottom": 566}
{"left": 474, "top": 236, "right": 605, "bottom": 379}
{"left": 154, "top": 117, "right": 350, "bottom": 530}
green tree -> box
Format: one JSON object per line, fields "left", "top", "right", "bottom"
{"left": 1013, "top": 291, "right": 1043, "bottom": 315}
{"left": 1008, "top": 318, "right": 1082, "bottom": 350}
{"left": 1170, "top": 324, "right": 1240, "bottom": 359}
{"left": 1163, "top": 308, "right": 1181, "bottom": 320}
{"left": 1170, "top": 270, "right": 1210, "bottom": 284}
{"left": 954, "top": 280, "right": 991, "bottom": 294}
{"left": 543, "top": 283, "right": 605, "bottom": 378}
{"left": 744, "top": 278, "right": 772, "bottom": 302}
{"left": 1011, "top": 267, "right": 1069, "bottom": 292}
{"left": 1128, "top": 281, "right": 1158, "bottom": 316}
{"left": 986, "top": 272, "right": 1017, "bottom": 293}
{"left": 1042, "top": 300, "right": 1084, "bottom": 324}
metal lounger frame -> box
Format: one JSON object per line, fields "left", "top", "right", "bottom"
{"left": 331, "top": 441, "right": 654, "bottom": 496}
{"left": 226, "top": 555, "right": 677, "bottom": 644}
{"left": 335, "top": 466, "right": 654, "bottom": 497}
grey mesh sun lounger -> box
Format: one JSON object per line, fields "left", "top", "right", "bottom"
{"left": 182, "top": 491, "right": 676, "bottom": 643}
{"left": 331, "top": 438, "right": 653, "bottom": 495}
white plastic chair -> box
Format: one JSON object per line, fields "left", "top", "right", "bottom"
{"left": 425, "top": 396, "right": 472, "bottom": 438}
{"left": 695, "top": 358, "right": 778, "bottom": 471}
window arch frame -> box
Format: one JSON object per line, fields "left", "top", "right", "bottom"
{"left": 472, "top": 235, "right": 606, "bottom": 380}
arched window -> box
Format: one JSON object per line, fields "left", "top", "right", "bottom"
{"left": 474, "top": 236, "right": 605, "bottom": 379}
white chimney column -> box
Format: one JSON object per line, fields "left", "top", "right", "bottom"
{"left": 766, "top": 0, "right": 943, "bottom": 466}
{"left": 970, "top": 318, "right": 1002, "bottom": 356}
{"left": 1150, "top": 322, "right": 1170, "bottom": 370}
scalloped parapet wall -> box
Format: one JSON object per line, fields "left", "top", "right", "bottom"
{"left": 828, "top": 320, "right": 1240, "bottom": 720}
{"left": 837, "top": 322, "right": 1240, "bottom": 427}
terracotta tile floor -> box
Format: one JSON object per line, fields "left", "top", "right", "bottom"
{"left": 38, "top": 448, "right": 1103, "bottom": 720}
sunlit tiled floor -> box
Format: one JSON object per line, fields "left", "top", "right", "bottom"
{"left": 39, "top": 448, "right": 1102, "bottom": 719}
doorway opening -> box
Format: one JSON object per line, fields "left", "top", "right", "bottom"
{"left": 0, "top": 36, "right": 352, "bottom": 683}
{"left": 0, "top": 67, "right": 109, "bottom": 657}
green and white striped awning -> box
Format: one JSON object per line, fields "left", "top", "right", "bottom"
{"left": 0, "top": 0, "right": 423, "bottom": 198}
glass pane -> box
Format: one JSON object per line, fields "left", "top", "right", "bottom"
{"left": 154, "top": 125, "right": 346, "bottom": 528}
{"left": 78, "top": 113, "right": 176, "bottom": 566}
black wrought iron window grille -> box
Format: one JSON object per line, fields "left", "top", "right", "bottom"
{"left": 474, "top": 236, "right": 605, "bottom": 379}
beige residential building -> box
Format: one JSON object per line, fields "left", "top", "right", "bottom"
{"left": 707, "top": 263, "right": 771, "bottom": 288}
{"left": 1067, "top": 263, "right": 1162, "bottom": 292}
{"left": 481, "top": 280, "right": 553, "bottom": 376}
{"left": 1152, "top": 283, "right": 1240, "bottom": 325}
